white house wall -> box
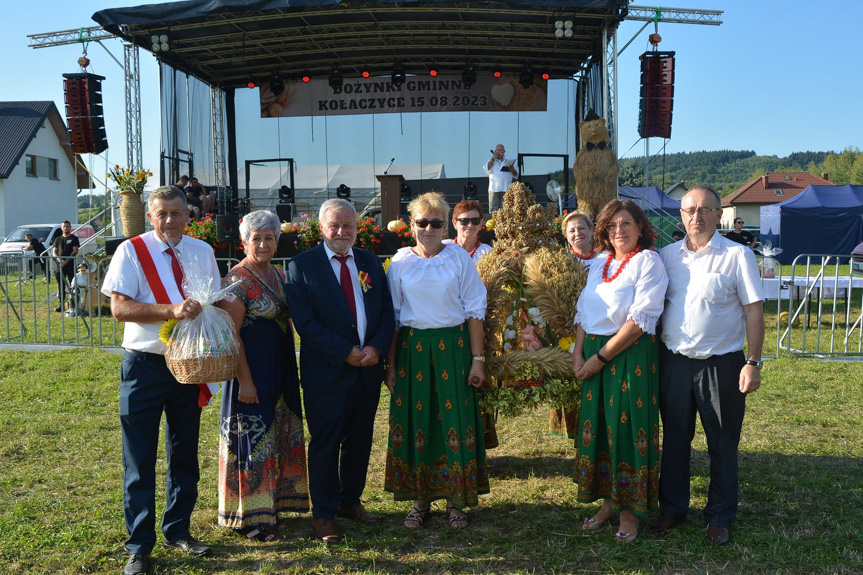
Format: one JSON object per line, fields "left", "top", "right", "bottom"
{"left": 0, "top": 119, "right": 77, "bottom": 239}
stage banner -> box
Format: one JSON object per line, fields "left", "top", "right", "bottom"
{"left": 260, "top": 74, "right": 547, "bottom": 117}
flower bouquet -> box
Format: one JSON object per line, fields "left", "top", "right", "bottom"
{"left": 107, "top": 165, "right": 152, "bottom": 237}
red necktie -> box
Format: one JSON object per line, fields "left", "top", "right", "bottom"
{"left": 165, "top": 248, "right": 185, "bottom": 297}
{"left": 334, "top": 255, "right": 357, "bottom": 323}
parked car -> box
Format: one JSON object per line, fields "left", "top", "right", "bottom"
{"left": 0, "top": 223, "right": 97, "bottom": 275}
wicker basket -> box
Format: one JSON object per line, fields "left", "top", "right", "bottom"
{"left": 166, "top": 353, "right": 238, "bottom": 384}
{"left": 120, "top": 190, "right": 146, "bottom": 237}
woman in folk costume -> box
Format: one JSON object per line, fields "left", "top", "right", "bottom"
{"left": 572, "top": 199, "right": 668, "bottom": 543}
{"left": 384, "top": 192, "right": 489, "bottom": 530}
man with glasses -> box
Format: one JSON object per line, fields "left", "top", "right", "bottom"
{"left": 652, "top": 186, "right": 764, "bottom": 546}
{"left": 484, "top": 144, "right": 518, "bottom": 212}
{"left": 725, "top": 217, "right": 757, "bottom": 248}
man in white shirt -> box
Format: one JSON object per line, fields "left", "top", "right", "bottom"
{"left": 484, "top": 144, "right": 518, "bottom": 212}
{"left": 653, "top": 186, "right": 764, "bottom": 547}
{"left": 102, "top": 186, "right": 219, "bottom": 575}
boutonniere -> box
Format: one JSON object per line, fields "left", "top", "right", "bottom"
{"left": 358, "top": 271, "right": 372, "bottom": 292}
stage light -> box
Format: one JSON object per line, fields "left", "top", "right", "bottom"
{"left": 247, "top": 78, "right": 256, "bottom": 89}
{"left": 361, "top": 70, "right": 370, "bottom": 78}
{"left": 554, "top": 29, "right": 564, "bottom": 39}
{"left": 302, "top": 75, "right": 310, "bottom": 83}
{"left": 541, "top": 72, "right": 550, "bottom": 80}
{"left": 429, "top": 66, "right": 438, "bottom": 77}
{"left": 151, "top": 33, "right": 170, "bottom": 52}
{"left": 400, "top": 182, "right": 412, "bottom": 202}
{"left": 391, "top": 67, "right": 406, "bottom": 87}
{"left": 564, "top": 28, "right": 573, "bottom": 38}
{"left": 463, "top": 181, "right": 477, "bottom": 200}
{"left": 462, "top": 66, "right": 477, "bottom": 89}
{"left": 493, "top": 70, "right": 502, "bottom": 78}
{"left": 336, "top": 183, "right": 351, "bottom": 199}
{"left": 519, "top": 67, "right": 533, "bottom": 89}
{"left": 278, "top": 185, "right": 294, "bottom": 203}
{"left": 270, "top": 75, "right": 285, "bottom": 95}
{"left": 555, "top": 20, "right": 564, "bottom": 30}
{"left": 329, "top": 70, "right": 343, "bottom": 91}
{"left": 564, "top": 20, "right": 573, "bottom": 29}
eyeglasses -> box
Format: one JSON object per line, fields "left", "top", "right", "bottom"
{"left": 680, "top": 207, "right": 720, "bottom": 216}
{"left": 607, "top": 220, "right": 634, "bottom": 231}
{"left": 415, "top": 219, "right": 445, "bottom": 229}
{"left": 456, "top": 217, "right": 482, "bottom": 226}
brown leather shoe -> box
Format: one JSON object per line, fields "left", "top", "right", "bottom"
{"left": 707, "top": 525, "right": 729, "bottom": 546}
{"left": 312, "top": 518, "right": 343, "bottom": 545}
{"left": 649, "top": 515, "right": 685, "bottom": 534}
{"left": 336, "top": 504, "right": 382, "bottom": 524}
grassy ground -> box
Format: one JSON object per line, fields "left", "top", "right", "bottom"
{"left": 0, "top": 348, "right": 860, "bottom": 574}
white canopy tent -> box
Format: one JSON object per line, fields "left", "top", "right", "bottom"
{"left": 239, "top": 163, "right": 446, "bottom": 217}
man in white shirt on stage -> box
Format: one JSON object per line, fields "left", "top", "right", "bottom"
{"left": 102, "top": 186, "right": 219, "bottom": 575}
{"left": 652, "top": 185, "right": 764, "bottom": 547}
{"left": 484, "top": 144, "right": 518, "bottom": 212}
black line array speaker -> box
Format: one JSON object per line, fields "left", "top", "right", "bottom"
{"left": 63, "top": 73, "right": 108, "bottom": 154}
{"left": 638, "top": 51, "right": 675, "bottom": 139}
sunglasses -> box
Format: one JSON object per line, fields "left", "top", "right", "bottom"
{"left": 456, "top": 217, "right": 482, "bottom": 226}
{"left": 415, "top": 219, "right": 445, "bottom": 229}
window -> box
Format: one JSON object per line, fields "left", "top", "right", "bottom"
{"left": 774, "top": 188, "right": 784, "bottom": 196}
{"left": 25, "top": 155, "right": 36, "bottom": 177}
{"left": 48, "top": 158, "right": 58, "bottom": 180}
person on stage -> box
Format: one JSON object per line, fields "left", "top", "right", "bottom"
{"left": 484, "top": 144, "right": 518, "bottom": 212}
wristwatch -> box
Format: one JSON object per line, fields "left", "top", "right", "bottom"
{"left": 471, "top": 354, "right": 486, "bottom": 362}
{"left": 744, "top": 359, "right": 763, "bottom": 370}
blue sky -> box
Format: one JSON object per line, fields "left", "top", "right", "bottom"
{"left": 4, "top": 0, "right": 862, "bottom": 188}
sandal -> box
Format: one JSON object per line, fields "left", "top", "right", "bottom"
{"left": 446, "top": 505, "right": 469, "bottom": 529}
{"left": 237, "top": 525, "right": 277, "bottom": 542}
{"left": 615, "top": 531, "right": 638, "bottom": 543}
{"left": 582, "top": 512, "right": 618, "bottom": 531}
{"left": 404, "top": 504, "right": 430, "bottom": 529}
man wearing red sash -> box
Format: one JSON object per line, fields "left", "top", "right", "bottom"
{"left": 102, "top": 186, "right": 220, "bottom": 575}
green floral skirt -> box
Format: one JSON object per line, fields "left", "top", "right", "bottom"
{"left": 384, "top": 323, "right": 490, "bottom": 508}
{"left": 575, "top": 332, "right": 660, "bottom": 516}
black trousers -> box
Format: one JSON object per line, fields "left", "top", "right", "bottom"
{"left": 303, "top": 375, "right": 381, "bottom": 519}
{"left": 56, "top": 261, "right": 74, "bottom": 300}
{"left": 658, "top": 345, "right": 746, "bottom": 528}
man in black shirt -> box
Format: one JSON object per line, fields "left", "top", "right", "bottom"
{"left": 725, "top": 218, "right": 757, "bottom": 248}
{"left": 52, "top": 221, "right": 80, "bottom": 311}
{"left": 22, "top": 232, "right": 47, "bottom": 277}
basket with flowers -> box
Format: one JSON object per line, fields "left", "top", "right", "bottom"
{"left": 107, "top": 166, "right": 152, "bottom": 237}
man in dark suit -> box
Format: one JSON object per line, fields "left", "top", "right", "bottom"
{"left": 285, "top": 198, "right": 395, "bottom": 544}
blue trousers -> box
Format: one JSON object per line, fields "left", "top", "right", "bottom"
{"left": 302, "top": 374, "right": 380, "bottom": 519}
{"left": 120, "top": 350, "right": 202, "bottom": 554}
{"left": 658, "top": 346, "right": 746, "bottom": 528}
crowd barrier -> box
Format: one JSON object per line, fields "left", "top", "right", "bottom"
{"left": 3, "top": 251, "right": 862, "bottom": 360}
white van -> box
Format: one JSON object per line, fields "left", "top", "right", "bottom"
{"left": 0, "top": 223, "right": 97, "bottom": 274}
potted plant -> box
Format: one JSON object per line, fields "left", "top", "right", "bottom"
{"left": 107, "top": 165, "right": 151, "bottom": 237}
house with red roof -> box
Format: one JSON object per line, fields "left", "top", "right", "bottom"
{"left": 721, "top": 172, "right": 833, "bottom": 228}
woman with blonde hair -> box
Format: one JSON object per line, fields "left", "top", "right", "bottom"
{"left": 384, "top": 192, "right": 489, "bottom": 530}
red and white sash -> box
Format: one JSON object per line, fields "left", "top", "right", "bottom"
{"left": 130, "top": 234, "right": 215, "bottom": 407}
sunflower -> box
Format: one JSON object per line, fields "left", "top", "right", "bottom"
{"left": 159, "top": 318, "right": 179, "bottom": 345}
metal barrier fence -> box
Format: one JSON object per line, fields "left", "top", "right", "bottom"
{"left": 3, "top": 250, "right": 861, "bottom": 360}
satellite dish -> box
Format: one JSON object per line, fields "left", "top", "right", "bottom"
{"left": 546, "top": 180, "right": 561, "bottom": 202}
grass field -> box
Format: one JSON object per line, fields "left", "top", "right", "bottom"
{"left": 0, "top": 348, "right": 861, "bottom": 574}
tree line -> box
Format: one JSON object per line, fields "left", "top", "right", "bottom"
{"left": 547, "top": 148, "right": 863, "bottom": 197}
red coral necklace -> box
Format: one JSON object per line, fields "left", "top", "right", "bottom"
{"left": 571, "top": 247, "right": 596, "bottom": 260}
{"left": 454, "top": 236, "right": 480, "bottom": 258}
{"left": 602, "top": 246, "right": 642, "bottom": 283}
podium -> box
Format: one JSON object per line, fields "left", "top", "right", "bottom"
{"left": 377, "top": 174, "right": 404, "bottom": 224}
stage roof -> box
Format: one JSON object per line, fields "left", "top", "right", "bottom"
{"left": 93, "top": 0, "right": 627, "bottom": 89}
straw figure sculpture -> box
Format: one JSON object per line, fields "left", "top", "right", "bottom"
{"left": 572, "top": 110, "right": 619, "bottom": 218}
{"left": 475, "top": 181, "right": 588, "bottom": 417}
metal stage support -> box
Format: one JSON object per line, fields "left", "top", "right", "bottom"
{"left": 211, "top": 86, "right": 228, "bottom": 215}
{"left": 626, "top": 6, "right": 723, "bottom": 25}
